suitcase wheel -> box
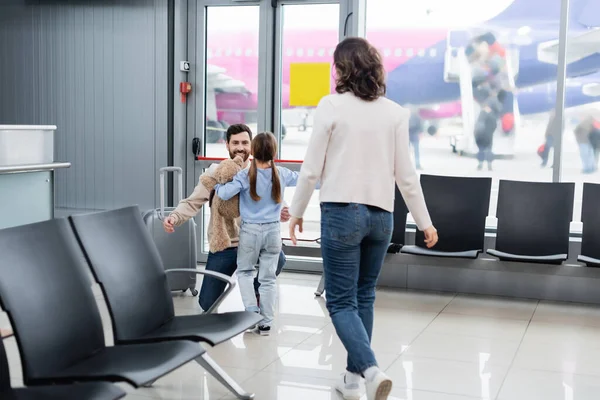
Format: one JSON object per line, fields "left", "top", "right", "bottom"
{"left": 190, "top": 288, "right": 199, "bottom": 297}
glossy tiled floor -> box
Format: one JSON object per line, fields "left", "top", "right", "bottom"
{"left": 4, "top": 271, "right": 600, "bottom": 399}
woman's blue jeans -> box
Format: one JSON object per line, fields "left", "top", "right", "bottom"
{"left": 320, "top": 202, "right": 393, "bottom": 374}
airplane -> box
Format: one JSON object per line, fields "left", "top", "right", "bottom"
{"left": 420, "top": 72, "right": 600, "bottom": 121}
{"left": 432, "top": 73, "right": 600, "bottom": 154}
{"left": 386, "top": 0, "right": 600, "bottom": 105}
{"left": 203, "top": 0, "right": 600, "bottom": 144}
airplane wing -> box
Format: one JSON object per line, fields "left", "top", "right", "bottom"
{"left": 583, "top": 82, "right": 600, "bottom": 96}
{"left": 206, "top": 63, "right": 250, "bottom": 93}
{"left": 537, "top": 28, "right": 600, "bottom": 65}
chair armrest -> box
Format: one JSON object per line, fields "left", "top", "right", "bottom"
{"left": 165, "top": 268, "right": 236, "bottom": 314}
{"left": 166, "top": 268, "right": 235, "bottom": 285}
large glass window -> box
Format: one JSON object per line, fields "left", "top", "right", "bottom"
{"left": 204, "top": 6, "right": 260, "bottom": 158}
{"left": 366, "top": 0, "right": 561, "bottom": 227}
{"left": 200, "top": 5, "right": 260, "bottom": 253}
{"left": 559, "top": 1, "right": 600, "bottom": 229}
{"left": 278, "top": 3, "right": 340, "bottom": 245}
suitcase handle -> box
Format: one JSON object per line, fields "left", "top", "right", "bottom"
{"left": 159, "top": 167, "right": 183, "bottom": 221}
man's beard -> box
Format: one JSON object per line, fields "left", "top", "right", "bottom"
{"left": 229, "top": 150, "right": 249, "bottom": 161}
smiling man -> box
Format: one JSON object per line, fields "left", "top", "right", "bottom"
{"left": 163, "top": 124, "right": 288, "bottom": 312}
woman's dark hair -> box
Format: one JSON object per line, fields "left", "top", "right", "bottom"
{"left": 333, "top": 37, "right": 386, "bottom": 101}
{"left": 248, "top": 132, "right": 281, "bottom": 203}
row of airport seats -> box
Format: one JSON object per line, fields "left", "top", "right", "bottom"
{"left": 0, "top": 206, "right": 259, "bottom": 400}
{"left": 390, "top": 176, "right": 600, "bottom": 267}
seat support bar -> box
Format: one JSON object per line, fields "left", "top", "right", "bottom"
{"left": 195, "top": 353, "right": 255, "bottom": 399}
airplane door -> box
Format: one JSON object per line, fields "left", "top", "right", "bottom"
{"left": 444, "top": 30, "right": 471, "bottom": 83}
{"left": 450, "top": 29, "right": 519, "bottom": 158}
{"left": 457, "top": 48, "right": 477, "bottom": 154}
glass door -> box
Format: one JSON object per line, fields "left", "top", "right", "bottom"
{"left": 191, "top": 0, "right": 341, "bottom": 265}
{"left": 275, "top": 2, "right": 340, "bottom": 271}
{"left": 192, "top": 1, "right": 261, "bottom": 261}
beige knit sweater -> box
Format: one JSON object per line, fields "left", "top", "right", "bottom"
{"left": 170, "top": 163, "right": 241, "bottom": 249}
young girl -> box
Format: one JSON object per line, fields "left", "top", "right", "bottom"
{"left": 214, "top": 132, "right": 299, "bottom": 335}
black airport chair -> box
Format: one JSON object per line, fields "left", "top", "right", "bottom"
{"left": 579, "top": 182, "right": 600, "bottom": 267}
{"left": 388, "top": 186, "right": 408, "bottom": 254}
{"left": 0, "top": 219, "right": 204, "bottom": 391}
{"left": 401, "top": 175, "right": 491, "bottom": 259}
{"left": 487, "top": 180, "right": 575, "bottom": 264}
{"left": 69, "top": 206, "right": 263, "bottom": 400}
{"left": 1, "top": 334, "right": 126, "bottom": 400}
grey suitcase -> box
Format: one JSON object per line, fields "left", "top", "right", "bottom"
{"left": 142, "top": 166, "right": 198, "bottom": 296}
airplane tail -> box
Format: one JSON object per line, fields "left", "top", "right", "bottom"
{"left": 489, "top": 0, "right": 593, "bottom": 29}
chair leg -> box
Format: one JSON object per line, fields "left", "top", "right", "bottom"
{"left": 314, "top": 274, "right": 325, "bottom": 297}
{"left": 196, "top": 353, "right": 255, "bottom": 400}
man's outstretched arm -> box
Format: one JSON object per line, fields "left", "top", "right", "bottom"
{"left": 167, "top": 165, "right": 218, "bottom": 229}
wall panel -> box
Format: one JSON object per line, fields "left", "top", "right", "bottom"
{"left": 0, "top": 0, "right": 169, "bottom": 212}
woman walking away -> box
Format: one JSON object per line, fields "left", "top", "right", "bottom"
{"left": 288, "top": 37, "right": 438, "bottom": 400}
{"left": 215, "top": 132, "right": 300, "bottom": 336}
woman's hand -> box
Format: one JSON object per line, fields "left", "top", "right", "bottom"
{"left": 289, "top": 217, "right": 304, "bottom": 245}
{"left": 423, "top": 226, "right": 438, "bottom": 248}
{"left": 280, "top": 207, "right": 291, "bottom": 223}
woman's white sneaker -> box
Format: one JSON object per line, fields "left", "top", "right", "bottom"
{"left": 335, "top": 372, "right": 363, "bottom": 400}
{"left": 365, "top": 370, "right": 392, "bottom": 400}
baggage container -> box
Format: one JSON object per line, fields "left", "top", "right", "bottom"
{"left": 142, "top": 167, "right": 198, "bottom": 296}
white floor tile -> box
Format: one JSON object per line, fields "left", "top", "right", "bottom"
{"left": 133, "top": 363, "right": 258, "bottom": 400}
{"left": 390, "top": 387, "right": 487, "bottom": 400}
{"left": 373, "top": 308, "right": 439, "bottom": 331}
{"left": 386, "top": 355, "right": 509, "bottom": 399}
{"left": 123, "top": 394, "right": 161, "bottom": 400}
{"left": 513, "top": 339, "right": 600, "bottom": 376}
{"left": 443, "top": 294, "right": 538, "bottom": 321}
{"left": 3, "top": 337, "right": 22, "bottom": 379}
{"left": 375, "top": 289, "right": 455, "bottom": 313}
{"left": 521, "top": 320, "right": 600, "bottom": 349}
{"left": 426, "top": 313, "right": 529, "bottom": 341}
{"left": 205, "top": 333, "right": 293, "bottom": 370}
{"left": 264, "top": 342, "right": 399, "bottom": 380}
{"left": 303, "top": 322, "right": 417, "bottom": 356}
{"left": 497, "top": 368, "right": 600, "bottom": 400}
{"left": 533, "top": 301, "right": 600, "bottom": 327}
{"left": 403, "top": 332, "right": 521, "bottom": 366}
{"left": 218, "top": 372, "right": 342, "bottom": 400}
{"left": 0, "top": 311, "right": 11, "bottom": 332}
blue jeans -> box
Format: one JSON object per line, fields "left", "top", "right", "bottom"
{"left": 320, "top": 202, "right": 393, "bottom": 374}
{"left": 579, "top": 142, "right": 597, "bottom": 173}
{"left": 237, "top": 222, "right": 282, "bottom": 327}
{"left": 477, "top": 146, "right": 493, "bottom": 163}
{"left": 199, "top": 246, "right": 286, "bottom": 312}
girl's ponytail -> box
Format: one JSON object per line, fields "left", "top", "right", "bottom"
{"left": 270, "top": 162, "right": 282, "bottom": 203}
{"left": 249, "top": 158, "right": 260, "bottom": 201}
{"left": 249, "top": 131, "right": 281, "bottom": 203}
